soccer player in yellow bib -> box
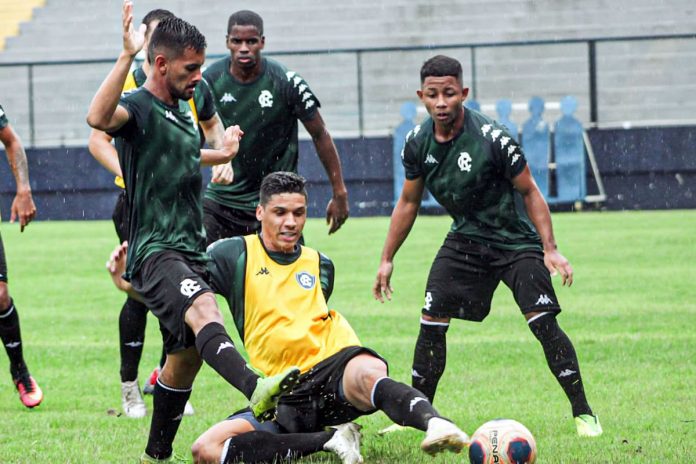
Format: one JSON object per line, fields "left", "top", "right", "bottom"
{"left": 108, "top": 171, "right": 470, "bottom": 464}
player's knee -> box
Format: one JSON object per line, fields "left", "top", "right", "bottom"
{"left": 190, "top": 438, "right": 216, "bottom": 464}
{"left": 0, "top": 283, "right": 10, "bottom": 311}
{"left": 421, "top": 313, "right": 450, "bottom": 324}
{"left": 186, "top": 292, "right": 223, "bottom": 331}
{"left": 161, "top": 350, "right": 202, "bottom": 387}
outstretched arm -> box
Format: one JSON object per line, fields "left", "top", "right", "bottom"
{"left": 512, "top": 165, "right": 573, "bottom": 286}
{"left": 0, "top": 124, "right": 36, "bottom": 231}
{"left": 373, "top": 177, "right": 425, "bottom": 302}
{"left": 86, "top": 0, "right": 144, "bottom": 132}
{"left": 302, "top": 112, "right": 349, "bottom": 234}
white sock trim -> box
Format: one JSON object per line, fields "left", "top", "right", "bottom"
{"left": 420, "top": 318, "right": 449, "bottom": 327}
{"left": 527, "top": 311, "right": 552, "bottom": 325}
{"left": 220, "top": 438, "right": 232, "bottom": 464}
{"left": 370, "top": 376, "right": 389, "bottom": 409}
{"left": 156, "top": 378, "right": 193, "bottom": 393}
{"left": 0, "top": 304, "right": 15, "bottom": 318}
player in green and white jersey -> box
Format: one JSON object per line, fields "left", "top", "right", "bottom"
{"left": 87, "top": 5, "right": 299, "bottom": 462}
{"left": 373, "top": 55, "right": 602, "bottom": 438}
{"left": 0, "top": 103, "right": 43, "bottom": 409}
{"left": 201, "top": 10, "right": 349, "bottom": 244}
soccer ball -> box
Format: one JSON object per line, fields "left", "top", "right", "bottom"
{"left": 468, "top": 419, "right": 537, "bottom": 464}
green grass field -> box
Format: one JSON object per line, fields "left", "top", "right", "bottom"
{"left": 0, "top": 210, "right": 694, "bottom": 463}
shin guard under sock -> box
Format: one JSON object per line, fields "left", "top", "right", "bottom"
{"left": 371, "top": 377, "right": 440, "bottom": 431}
{"left": 118, "top": 297, "right": 148, "bottom": 382}
{"left": 223, "top": 430, "right": 333, "bottom": 463}
{"left": 411, "top": 318, "right": 449, "bottom": 403}
{"left": 145, "top": 379, "right": 192, "bottom": 459}
{"left": 195, "top": 322, "right": 258, "bottom": 398}
{"left": 528, "top": 313, "right": 592, "bottom": 416}
{"left": 0, "top": 301, "right": 27, "bottom": 378}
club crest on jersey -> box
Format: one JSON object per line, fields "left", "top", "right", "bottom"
{"left": 258, "top": 90, "right": 273, "bottom": 108}
{"left": 458, "top": 152, "right": 472, "bottom": 172}
{"left": 295, "top": 271, "right": 316, "bottom": 290}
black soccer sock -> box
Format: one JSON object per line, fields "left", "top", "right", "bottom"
{"left": 145, "top": 379, "right": 192, "bottom": 459}
{"left": 528, "top": 313, "right": 592, "bottom": 417}
{"left": 411, "top": 318, "right": 449, "bottom": 403}
{"left": 371, "top": 377, "right": 440, "bottom": 431}
{"left": 118, "top": 297, "right": 148, "bottom": 382}
{"left": 223, "top": 430, "right": 333, "bottom": 463}
{"left": 195, "top": 322, "right": 259, "bottom": 399}
{"left": 0, "top": 300, "right": 28, "bottom": 378}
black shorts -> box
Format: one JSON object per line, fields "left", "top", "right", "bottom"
{"left": 112, "top": 190, "right": 130, "bottom": 243}
{"left": 228, "top": 346, "right": 388, "bottom": 434}
{"left": 130, "top": 251, "right": 212, "bottom": 353}
{"left": 422, "top": 234, "right": 561, "bottom": 321}
{"left": 203, "top": 198, "right": 260, "bottom": 247}
{"left": 0, "top": 232, "right": 7, "bottom": 283}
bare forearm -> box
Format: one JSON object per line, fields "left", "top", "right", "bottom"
{"left": 314, "top": 131, "right": 347, "bottom": 197}
{"left": 88, "top": 130, "right": 122, "bottom": 177}
{"left": 524, "top": 190, "right": 557, "bottom": 251}
{"left": 7, "top": 140, "right": 31, "bottom": 191}
{"left": 380, "top": 198, "right": 419, "bottom": 263}
{"left": 200, "top": 148, "right": 233, "bottom": 166}
{"left": 86, "top": 52, "right": 134, "bottom": 130}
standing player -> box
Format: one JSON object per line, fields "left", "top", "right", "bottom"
{"left": 0, "top": 103, "right": 42, "bottom": 408}
{"left": 107, "top": 172, "right": 470, "bottom": 464}
{"left": 373, "top": 55, "right": 602, "bottom": 437}
{"left": 88, "top": 4, "right": 299, "bottom": 462}
{"left": 88, "top": 8, "right": 223, "bottom": 419}
{"left": 201, "top": 10, "right": 349, "bottom": 245}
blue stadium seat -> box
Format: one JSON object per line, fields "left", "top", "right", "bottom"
{"left": 495, "top": 99, "right": 518, "bottom": 141}
{"left": 521, "top": 96, "right": 550, "bottom": 198}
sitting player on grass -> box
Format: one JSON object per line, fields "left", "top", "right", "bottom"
{"left": 108, "top": 171, "right": 470, "bottom": 464}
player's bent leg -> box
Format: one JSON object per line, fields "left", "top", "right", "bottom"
{"left": 250, "top": 366, "right": 301, "bottom": 421}
{"left": 412, "top": 315, "right": 450, "bottom": 403}
{"left": 191, "top": 417, "right": 255, "bottom": 464}
{"left": 144, "top": 347, "right": 201, "bottom": 461}
{"left": 187, "top": 293, "right": 261, "bottom": 401}
{"left": 0, "top": 286, "right": 43, "bottom": 409}
{"left": 526, "top": 311, "right": 600, "bottom": 435}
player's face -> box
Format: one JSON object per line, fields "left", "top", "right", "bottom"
{"left": 164, "top": 47, "right": 205, "bottom": 100}
{"left": 256, "top": 192, "right": 307, "bottom": 253}
{"left": 226, "top": 25, "right": 265, "bottom": 70}
{"left": 417, "top": 76, "right": 469, "bottom": 127}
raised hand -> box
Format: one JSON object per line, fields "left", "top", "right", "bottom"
{"left": 122, "top": 0, "right": 146, "bottom": 56}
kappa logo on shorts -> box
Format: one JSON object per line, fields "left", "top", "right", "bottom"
{"left": 180, "top": 278, "right": 202, "bottom": 297}
{"left": 535, "top": 294, "right": 554, "bottom": 305}
{"left": 295, "top": 271, "right": 316, "bottom": 290}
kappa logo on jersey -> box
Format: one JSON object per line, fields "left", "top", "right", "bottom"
{"left": 507, "top": 145, "right": 517, "bottom": 156}
{"left": 5, "top": 341, "right": 20, "bottom": 349}
{"left": 535, "top": 294, "right": 554, "bottom": 305}
{"left": 425, "top": 154, "right": 438, "bottom": 164}
{"left": 179, "top": 278, "right": 201, "bottom": 297}
{"left": 0, "top": 108, "right": 4, "bottom": 118}
{"left": 293, "top": 76, "right": 303, "bottom": 87}
{"left": 305, "top": 99, "right": 316, "bottom": 110}
{"left": 298, "top": 84, "right": 308, "bottom": 93}
{"left": 500, "top": 136, "right": 511, "bottom": 149}
{"left": 481, "top": 123, "right": 492, "bottom": 136}
{"left": 511, "top": 153, "right": 521, "bottom": 166}
{"left": 286, "top": 71, "right": 297, "bottom": 80}
{"left": 490, "top": 129, "right": 502, "bottom": 141}
{"left": 302, "top": 92, "right": 313, "bottom": 102}
{"left": 164, "top": 110, "right": 177, "bottom": 123}
{"left": 295, "top": 271, "right": 316, "bottom": 290}
{"left": 458, "top": 152, "right": 472, "bottom": 172}
{"left": 423, "top": 291, "right": 433, "bottom": 310}
{"left": 220, "top": 92, "right": 236, "bottom": 104}
{"left": 258, "top": 90, "right": 274, "bottom": 108}
{"left": 256, "top": 267, "right": 270, "bottom": 276}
